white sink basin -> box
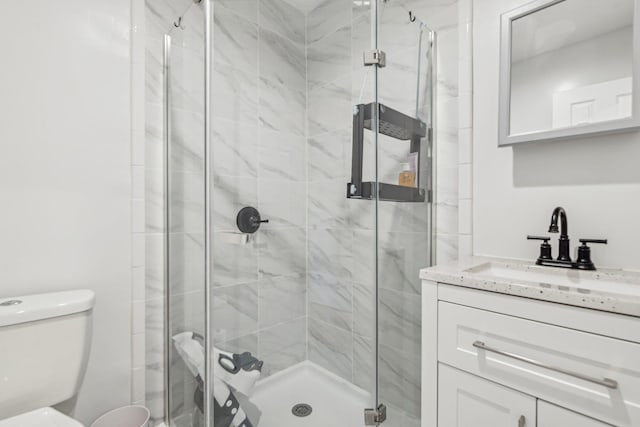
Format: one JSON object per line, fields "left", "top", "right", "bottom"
{"left": 464, "top": 261, "right": 635, "bottom": 295}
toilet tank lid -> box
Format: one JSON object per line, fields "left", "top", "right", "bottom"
{"left": 0, "top": 290, "right": 95, "bottom": 327}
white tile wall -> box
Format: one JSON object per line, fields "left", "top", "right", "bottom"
{"left": 131, "top": 0, "right": 147, "bottom": 406}
{"left": 132, "top": 233, "right": 146, "bottom": 266}
{"left": 457, "top": 0, "right": 473, "bottom": 259}
{"left": 458, "top": 163, "right": 472, "bottom": 200}
{"left": 435, "top": 22, "right": 461, "bottom": 264}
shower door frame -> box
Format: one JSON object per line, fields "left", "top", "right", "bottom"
{"left": 162, "top": 1, "right": 215, "bottom": 424}
{"left": 203, "top": 0, "right": 214, "bottom": 426}
{"left": 372, "top": 0, "right": 382, "bottom": 421}
{"left": 162, "top": 33, "right": 171, "bottom": 424}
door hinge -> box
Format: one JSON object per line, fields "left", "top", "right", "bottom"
{"left": 363, "top": 50, "right": 386, "bottom": 67}
{"left": 364, "top": 404, "right": 387, "bottom": 425}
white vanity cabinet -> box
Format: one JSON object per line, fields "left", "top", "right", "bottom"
{"left": 422, "top": 280, "right": 640, "bottom": 427}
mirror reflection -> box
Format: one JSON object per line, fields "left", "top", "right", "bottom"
{"left": 509, "top": 0, "right": 634, "bottom": 136}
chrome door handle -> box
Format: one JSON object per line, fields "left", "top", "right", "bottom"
{"left": 518, "top": 415, "right": 525, "bottom": 427}
{"left": 472, "top": 341, "right": 618, "bottom": 389}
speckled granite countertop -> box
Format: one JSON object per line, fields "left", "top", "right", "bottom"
{"left": 420, "top": 257, "right": 640, "bottom": 317}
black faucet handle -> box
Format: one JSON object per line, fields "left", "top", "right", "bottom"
{"left": 576, "top": 239, "right": 606, "bottom": 270}
{"left": 527, "top": 235, "right": 552, "bottom": 262}
{"left": 237, "top": 207, "right": 268, "bottom": 234}
{"left": 579, "top": 238, "right": 608, "bottom": 245}
{"left": 527, "top": 235, "right": 551, "bottom": 242}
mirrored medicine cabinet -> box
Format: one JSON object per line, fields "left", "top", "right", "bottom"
{"left": 499, "top": 0, "right": 640, "bottom": 146}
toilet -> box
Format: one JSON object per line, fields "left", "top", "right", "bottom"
{"left": 0, "top": 290, "right": 95, "bottom": 426}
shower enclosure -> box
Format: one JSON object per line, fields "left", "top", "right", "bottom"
{"left": 162, "top": 0, "right": 435, "bottom": 425}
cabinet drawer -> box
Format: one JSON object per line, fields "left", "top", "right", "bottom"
{"left": 438, "top": 302, "right": 640, "bottom": 427}
{"left": 438, "top": 364, "right": 536, "bottom": 427}
{"left": 538, "top": 401, "right": 613, "bottom": 427}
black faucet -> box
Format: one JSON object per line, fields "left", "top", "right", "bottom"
{"left": 549, "top": 207, "right": 571, "bottom": 262}
{"left": 527, "top": 207, "right": 608, "bottom": 270}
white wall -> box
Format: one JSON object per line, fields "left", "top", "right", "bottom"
{"left": 473, "top": 0, "right": 640, "bottom": 270}
{"left": 0, "top": 0, "right": 133, "bottom": 423}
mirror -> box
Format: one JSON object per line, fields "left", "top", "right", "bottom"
{"left": 499, "top": 0, "right": 640, "bottom": 145}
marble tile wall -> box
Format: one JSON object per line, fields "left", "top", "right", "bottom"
{"left": 131, "top": 0, "right": 147, "bottom": 409}
{"left": 305, "top": 0, "right": 360, "bottom": 392}
{"left": 210, "top": 0, "right": 308, "bottom": 380}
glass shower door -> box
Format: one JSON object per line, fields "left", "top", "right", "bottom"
{"left": 373, "top": 0, "right": 435, "bottom": 425}
{"left": 164, "top": 2, "right": 207, "bottom": 426}
{"left": 206, "top": 0, "right": 379, "bottom": 425}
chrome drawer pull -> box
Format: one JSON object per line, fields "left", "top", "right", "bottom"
{"left": 472, "top": 341, "right": 619, "bottom": 390}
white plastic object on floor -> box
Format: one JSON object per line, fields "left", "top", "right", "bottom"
{"left": 90, "top": 405, "right": 150, "bottom": 427}
{"left": 214, "top": 347, "right": 261, "bottom": 396}
{"left": 173, "top": 332, "right": 205, "bottom": 378}
{"left": 0, "top": 407, "right": 84, "bottom": 427}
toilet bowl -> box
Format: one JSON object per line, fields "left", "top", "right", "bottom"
{"left": 0, "top": 290, "right": 95, "bottom": 425}
{"left": 0, "top": 407, "right": 83, "bottom": 427}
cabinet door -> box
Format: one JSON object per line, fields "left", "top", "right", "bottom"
{"left": 538, "top": 401, "right": 613, "bottom": 427}
{"left": 438, "top": 364, "right": 536, "bottom": 427}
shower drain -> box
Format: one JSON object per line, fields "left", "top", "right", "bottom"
{"left": 291, "top": 403, "right": 313, "bottom": 417}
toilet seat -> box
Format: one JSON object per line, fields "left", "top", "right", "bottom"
{"left": 0, "top": 407, "right": 84, "bottom": 427}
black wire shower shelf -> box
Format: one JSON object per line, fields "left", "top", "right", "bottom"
{"left": 347, "top": 102, "right": 429, "bottom": 203}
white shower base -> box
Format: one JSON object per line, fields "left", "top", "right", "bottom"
{"left": 251, "top": 361, "right": 371, "bottom": 427}
{"left": 165, "top": 361, "right": 371, "bottom": 427}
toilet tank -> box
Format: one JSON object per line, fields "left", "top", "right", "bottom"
{"left": 0, "top": 290, "right": 95, "bottom": 420}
